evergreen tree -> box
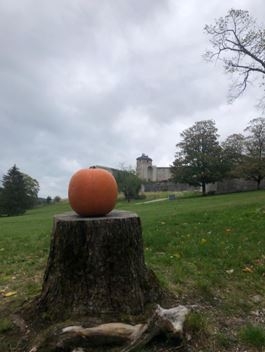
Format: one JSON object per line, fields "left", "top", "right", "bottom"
{"left": 0, "top": 165, "right": 39, "bottom": 216}
{"left": 0, "top": 187, "right": 3, "bottom": 214}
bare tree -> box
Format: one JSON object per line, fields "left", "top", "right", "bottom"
{"left": 204, "top": 9, "right": 265, "bottom": 105}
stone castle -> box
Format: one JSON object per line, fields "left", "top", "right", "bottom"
{"left": 136, "top": 153, "right": 171, "bottom": 182}
{"left": 100, "top": 153, "right": 265, "bottom": 194}
{"left": 98, "top": 154, "right": 172, "bottom": 182}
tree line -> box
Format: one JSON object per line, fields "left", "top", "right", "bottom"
{"left": 171, "top": 118, "right": 265, "bottom": 195}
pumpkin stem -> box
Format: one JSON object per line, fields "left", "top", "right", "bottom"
{"left": 90, "top": 166, "right": 96, "bottom": 169}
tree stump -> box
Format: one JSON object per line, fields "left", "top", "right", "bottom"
{"left": 36, "top": 210, "right": 164, "bottom": 321}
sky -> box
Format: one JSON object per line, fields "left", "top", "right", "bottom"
{"left": 0, "top": 0, "right": 264, "bottom": 198}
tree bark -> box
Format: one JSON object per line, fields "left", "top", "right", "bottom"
{"left": 202, "top": 182, "right": 206, "bottom": 196}
{"left": 257, "top": 177, "right": 261, "bottom": 190}
{"left": 36, "top": 210, "right": 164, "bottom": 321}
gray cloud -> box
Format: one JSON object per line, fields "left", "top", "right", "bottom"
{"left": 0, "top": 0, "right": 264, "bottom": 197}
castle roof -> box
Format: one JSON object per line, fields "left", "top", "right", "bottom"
{"left": 136, "top": 153, "right": 152, "bottom": 161}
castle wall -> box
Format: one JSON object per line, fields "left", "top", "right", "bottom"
{"left": 142, "top": 181, "right": 198, "bottom": 192}
{"left": 156, "top": 167, "right": 172, "bottom": 181}
{"left": 206, "top": 178, "right": 265, "bottom": 194}
{"left": 136, "top": 154, "right": 171, "bottom": 182}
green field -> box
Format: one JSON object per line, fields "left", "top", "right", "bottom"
{"left": 1, "top": 191, "right": 265, "bottom": 351}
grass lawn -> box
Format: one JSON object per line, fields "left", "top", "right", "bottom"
{"left": 1, "top": 191, "right": 265, "bottom": 351}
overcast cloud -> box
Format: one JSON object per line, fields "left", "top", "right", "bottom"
{"left": 0, "top": 0, "right": 264, "bottom": 198}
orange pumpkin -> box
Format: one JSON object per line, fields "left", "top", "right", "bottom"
{"left": 68, "top": 167, "right": 118, "bottom": 217}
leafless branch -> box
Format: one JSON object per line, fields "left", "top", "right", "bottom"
{"left": 204, "top": 9, "right": 265, "bottom": 103}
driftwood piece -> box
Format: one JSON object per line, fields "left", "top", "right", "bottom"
{"left": 29, "top": 305, "right": 189, "bottom": 352}
{"left": 36, "top": 211, "right": 164, "bottom": 321}
{"left": 120, "top": 305, "right": 189, "bottom": 352}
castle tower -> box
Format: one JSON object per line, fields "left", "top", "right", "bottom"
{"left": 136, "top": 154, "right": 153, "bottom": 181}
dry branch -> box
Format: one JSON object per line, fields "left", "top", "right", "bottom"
{"left": 29, "top": 305, "right": 189, "bottom": 352}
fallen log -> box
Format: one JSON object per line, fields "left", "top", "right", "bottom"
{"left": 29, "top": 305, "right": 189, "bottom": 352}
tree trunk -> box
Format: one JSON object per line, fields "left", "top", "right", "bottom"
{"left": 36, "top": 210, "right": 164, "bottom": 321}
{"left": 202, "top": 182, "right": 206, "bottom": 196}
{"left": 257, "top": 177, "right": 261, "bottom": 190}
